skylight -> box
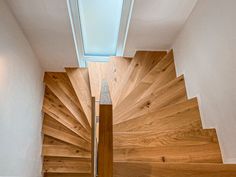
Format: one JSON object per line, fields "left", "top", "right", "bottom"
{"left": 67, "top": 0, "right": 133, "bottom": 66}
{"left": 78, "top": 0, "right": 123, "bottom": 56}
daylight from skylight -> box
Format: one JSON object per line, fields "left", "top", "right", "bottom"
{"left": 78, "top": 0, "right": 123, "bottom": 56}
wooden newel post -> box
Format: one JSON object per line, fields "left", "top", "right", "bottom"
{"left": 98, "top": 80, "right": 113, "bottom": 177}
{"left": 91, "top": 96, "right": 97, "bottom": 177}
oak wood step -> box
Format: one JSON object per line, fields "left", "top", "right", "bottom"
{"left": 113, "top": 162, "right": 236, "bottom": 177}
{"left": 113, "top": 51, "right": 167, "bottom": 107}
{"left": 114, "top": 143, "right": 222, "bottom": 163}
{"left": 43, "top": 87, "right": 90, "bottom": 141}
{"left": 88, "top": 62, "right": 108, "bottom": 99}
{"left": 104, "top": 57, "right": 132, "bottom": 101}
{"left": 115, "top": 50, "right": 176, "bottom": 118}
{"left": 42, "top": 125, "right": 91, "bottom": 151}
{"left": 114, "top": 75, "right": 187, "bottom": 124}
{"left": 44, "top": 72, "right": 90, "bottom": 131}
{"left": 66, "top": 68, "right": 92, "bottom": 127}
{"left": 43, "top": 157, "right": 91, "bottom": 173}
{"left": 43, "top": 145, "right": 91, "bottom": 159}
{"left": 44, "top": 136, "right": 77, "bottom": 146}
{"left": 44, "top": 173, "right": 91, "bottom": 177}
{"left": 113, "top": 129, "right": 219, "bottom": 148}
{"left": 88, "top": 57, "right": 131, "bottom": 116}
{"left": 114, "top": 98, "right": 201, "bottom": 132}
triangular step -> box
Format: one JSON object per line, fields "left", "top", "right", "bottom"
{"left": 88, "top": 56, "right": 131, "bottom": 101}
{"left": 115, "top": 50, "right": 176, "bottom": 116}
{"left": 43, "top": 115, "right": 91, "bottom": 151}
{"left": 44, "top": 72, "right": 90, "bottom": 131}
{"left": 43, "top": 157, "right": 91, "bottom": 173}
{"left": 104, "top": 57, "right": 132, "bottom": 100}
{"left": 43, "top": 87, "right": 90, "bottom": 141}
{"left": 113, "top": 51, "right": 167, "bottom": 107}
{"left": 114, "top": 75, "right": 187, "bottom": 124}
{"left": 88, "top": 62, "right": 108, "bottom": 99}
{"left": 114, "top": 98, "right": 201, "bottom": 132}
{"left": 66, "top": 68, "right": 92, "bottom": 127}
{"left": 113, "top": 162, "right": 236, "bottom": 177}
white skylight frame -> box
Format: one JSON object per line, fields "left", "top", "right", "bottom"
{"left": 67, "top": 0, "right": 134, "bottom": 67}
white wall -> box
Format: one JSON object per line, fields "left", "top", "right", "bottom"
{"left": 124, "top": 0, "right": 197, "bottom": 57}
{"left": 172, "top": 0, "right": 236, "bottom": 163}
{"left": 0, "top": 0, "right": 44, "bottom": 176}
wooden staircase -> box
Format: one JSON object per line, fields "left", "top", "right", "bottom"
{"left": 42, "top": 50, "right": 236, "bottom": 177}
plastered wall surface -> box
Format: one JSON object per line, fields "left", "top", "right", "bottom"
{"left": 173, "top": 0, "right": 236, "bottom": 163}
{"left": 0, "top": 0, "right": 44, "bottom": 176}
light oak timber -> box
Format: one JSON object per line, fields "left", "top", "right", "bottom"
{"left": 114, "top": 143, "right": 222, "bottom": 163}
{"left": 43, "top": 92, "right": 91, "bottom": 141}
{"left": 43, "top": 114, "right": 77, "bottom": 136}
{"left": 66, "top": 68, "right": 92, "bottom": 127}
{"left": 44, "top": 136, "right": 77, "bottom": 146}
{"left": 113, "top": 129, "right": 220, "bottom": 148}
{"left": 115, "top": 51, "right": 167, "bottom": 107}
{"left": 98, "top": 81, "right": 113, "bottom": 177}
{"left": 88, "top": 62, "right": 108, "bottom": 99}
{"left": 44, "top": 73, "right": 90, "bottom": 131}
{"left": 43, "top": 157, "right": 91, "bottom": 173}
{"left": 113, "top": 162, "right": 236, "bottom": 177}
{"left": 80, "top": 67, "right": 91, "bottom": 86}
{"left": 43, "top": 144, "right": 91, "bottom": 159}
{"left": 44, "top": 72, "right": 83, "bottom": 111}
{"left": 113, "top": 98, "right": 201, "bottom": 132}
{"left": 43, "top": 106, "right": 91, "bottom": 142}
{"left": 88, "top": 57, "right": 131, "bottom": 116}
{"left": 43, "top": 136, "right": 91, "bottom": 157}
{"left": 114, "top": 75, "right": 187, "bottom": 124}
{"left": 88, "top": 62, "right": 108, "bottom": 117}
{"left": 115, "top": 50, "right": 176, "bottom": 115}
{"left": 44, "top": 173, "right": 91, "bottom": 177}
{"left": 105, "top": 57, "right": 132, "bottom": 101}
{"left": 42, "top": 125, "right": 91, "bottom": 151}
{"left": 91, "top": 97, "right": 97, "bottom": 177}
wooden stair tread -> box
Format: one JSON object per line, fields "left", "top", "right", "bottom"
{"left": 43, "top": 144, "right": 91, "bottom": 158}
{"left": 113, "top": 128, "right": 219, "bottom": 148}
{"left": 115, "top": 50, "right": 176, "bottom": 118}
{"left": 44, "top": 136, "right": 76, "bottom": 146}
{"left": 42, "top": 124, "right": 91, "bottom": 151}
{"left": 44, "top": 173, "right": 91, "bottom": 177}
{"left": 66, "top": 68, "right": 92, "bottom": 127}
{"left": 114, "top": 98, "right": 200, "bottom": 132}
{"left": 105, "top": 57, "right": 132, "bottom": 101}
{"left": 114, "top": 75, "right": 187, "bottom": 124}
{"left": 44, "top": 73, "right": 90, "bottom": 131}
{"left": 114, "top": 143, "right": 222, "bottom": 163}
{"left": 43, "top": 157, "right": 91, "bottom": 173}
{"left": 113, "top": 162, "right": 236, "bottom": 177}
{"left": 88, "top": 62, "right": 108, "bottom": 99}
{"left": 43, "top": 114, "right": 78, "bottom": 136}
{"left": 87, "top": 58, "right": 132, "bottom": 96}
{"left": 113, "top": 51, "right": 167, "bottom": 107}
{"left": 43, "top": 87, "right": 90, "bottom": 141}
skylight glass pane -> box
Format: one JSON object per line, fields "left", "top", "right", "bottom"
{"left": 78, "top": 0, "right": 123, "bottom": 56}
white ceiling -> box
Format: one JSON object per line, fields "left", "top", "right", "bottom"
{"left": 6, "top": 0, "right": 197, "bottom": 71}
